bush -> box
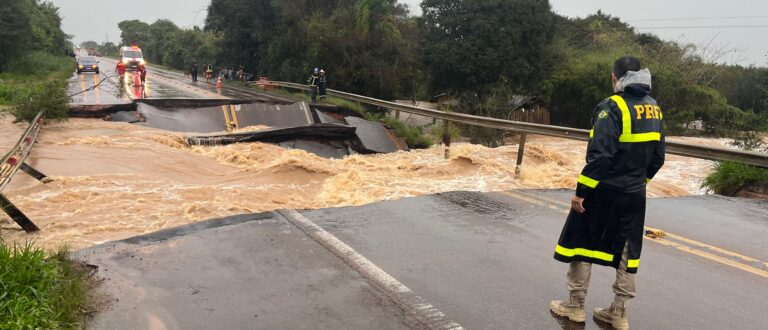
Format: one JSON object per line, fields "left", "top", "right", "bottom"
{"left": 10, "top": 78, "right": 69, "bottom": 122}
{"left": 0, "top": 51, "right": 72, "bottom": 122}
{"left": 702, "top": 161, "right": 768, "bottom": 196}
{"left": 324, "top": 96, "right": 367, "bottom": 116}
{"left": 382, "top": 116, "right": 433, "bottom": 149}
{"left": 730, "top": 131, "right": 767, "bottom": 152}
{"left": 0, "top": 241, "right": 89, "bottom": 329}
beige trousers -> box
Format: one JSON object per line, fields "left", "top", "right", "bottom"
{"left": 566, "top": 242, "right": 636, "bottom": 306}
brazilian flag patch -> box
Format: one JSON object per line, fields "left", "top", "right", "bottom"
{"left": 598, "top": 110, "right": 608, "bottom": 119}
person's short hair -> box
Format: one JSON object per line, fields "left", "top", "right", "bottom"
{"left": 613, "top": 56, "right": 641, "bottom": 79}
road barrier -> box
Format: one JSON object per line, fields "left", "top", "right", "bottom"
{"left": 0, "top": 111, "right": 50, "bottom": 232}
{"left": 263, "top": 81, "right": 768, "bottom": 168}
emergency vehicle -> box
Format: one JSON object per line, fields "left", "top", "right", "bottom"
{"left": 120, "top": 45, "right": 145, "bottom": 71}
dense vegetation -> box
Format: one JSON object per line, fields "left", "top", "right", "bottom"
{"left": 116, "top": 1, "right": 766, "bottom": 142}
{"left": 0, "top": 0, "right": 71, "bottom": 70}
{"left": 0, "top": 1, "right": 89, "bottom": 328}
{"left": 0, "top": 0, "right": 72, "bottom": 122}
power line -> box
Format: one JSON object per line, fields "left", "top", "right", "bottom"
{"left": 559, "top": 25, "right": 768, "bottom": 30}
{"left": 626, "top": 15, "right": 768, "bottom": 22}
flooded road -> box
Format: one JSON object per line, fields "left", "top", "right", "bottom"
{"left": 0, "top": 57, "right": 732, "bottom": 249}
{"left": 68, "top": 58, "right": 220, "bottom": 104}
{"left": 0, "top": 113, "right": 717, "bottom": 249}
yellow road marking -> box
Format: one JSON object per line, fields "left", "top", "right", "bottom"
{"left": 229, "top": 105, "right": 239, "bottom": 129}
{"left": 498, "top": 190, "right": 768, "bottom": 279}
{"left": 221, "top": 105, "right": 232, "bottom": 132}
{"left": 507, "top": 190, "right": 768, "bottom": 268}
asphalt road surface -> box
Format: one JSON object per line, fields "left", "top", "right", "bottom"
{"left": 80, "top": 189, "right": 768, "bottom": 329}
{"left": 67, "top": 55, "right": 294, "bottom": 106}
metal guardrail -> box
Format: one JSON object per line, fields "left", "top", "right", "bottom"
{"left": 1, "top": 111, "right": 47, "bottom": 232}
{"left": 265, "top": 81, "right": 768, "bottom": 168}
{"left": 0, "top": 112, "right": 45, "bottom": 192}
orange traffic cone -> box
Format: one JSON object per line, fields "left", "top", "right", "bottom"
{"left": 134, "top": 72, "right": 141, "bottom": 86}
{"left": 216, "top": 77, "right": 222, "bottom": 89}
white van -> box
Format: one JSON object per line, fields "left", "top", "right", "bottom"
{"left": 120, "top": 45, "right": 145, "bottom": 71}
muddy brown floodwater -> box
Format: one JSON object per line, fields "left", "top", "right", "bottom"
{"left": 0, "top": 115, "right": 720, "bottom": 249}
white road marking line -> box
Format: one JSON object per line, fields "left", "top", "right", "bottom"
{"left": 278, "top": 209, "right": 464, "bottom": 329}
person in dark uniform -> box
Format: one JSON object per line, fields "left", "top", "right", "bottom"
{"left": 318, "top": 69, "right": 327, "bottom": 99}
{"left": 549, "top": 56, "right": 665, "bottom": 330}
{"left": 191, "top": 63, "right": 198, "bottom": 82}
{"left": 307, "top": 67, "right": 320, "bottom": 103}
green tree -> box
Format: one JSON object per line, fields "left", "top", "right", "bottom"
{"left": 98, "top": 42, "right": 119, "bottom": 57}
{"left": 205, "top": 0, "right": 276, "bottom": 70}
{"left": 80, "top": 40, "right": 99, "bottom": 49}
{"left": 0, "top": 0, "right": 69, "bottom": 70}
{"left": 146, "top": 19, "right": 181, "bottom": 64}
{"left": 118, "top": 19, "right": 151, "bottom": 47}
{"left": 0, "top": 0, "right": 32, "bottom": 69}
{"left": 27, "top": 1, "right": 68, "bottom": 55}
{"left": 421, "top": 0, "right": 555, "bottom": 96}
{"left": 163, "top": 27, "right": 218, "bottom": 71}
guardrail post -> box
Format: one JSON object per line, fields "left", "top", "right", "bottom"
{"left": 19, "top": 162, "right": 52, "bottom": 183}
{"left": 515, "top": 133, "right": 527, "bottom": 175}
{"left": 0, "top": 193, "right": 39, "bottom": 232}
{"left": 443, "top": 121, "right": 452, "bottom": 159}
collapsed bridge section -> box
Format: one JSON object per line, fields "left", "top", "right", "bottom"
{"left": 68, "top": 98, "right": 408, "bottom": 158}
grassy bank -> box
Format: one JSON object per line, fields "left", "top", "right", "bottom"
{"left": 0, "top": 241, "right": 91, "bottom": 329}
{"left": 702, "top": 134, "right": 768, "bottom": 197}
{"left": 702, "top": 161, "right": 768, "bottom": 196}
{"left": 0, "top": 51, "right": 73, "bottom": 122}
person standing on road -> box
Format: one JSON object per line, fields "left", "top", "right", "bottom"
{"left": 205, "top": 64, "right": 214, "bottom": 83}
{"left": 191, "top": 63, "right": 198, "bottom": 82}
{"left": 549, "top": 56, "right": 665, "bottom": 330}
{"left": 116, "top": 61, "right": 126, "bottom": 83}
{"left": 138, "top": 64, "right": 147, "bottom": 86}
{"left": 307, "top": 67, "right": 320, "bottom": 103}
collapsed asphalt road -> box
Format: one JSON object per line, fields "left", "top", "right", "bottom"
{"left": 68, "top": 58, "right": 407, "bottom": 158}
{"left": 79, "top": 190, "right": 768, "bottom": 329}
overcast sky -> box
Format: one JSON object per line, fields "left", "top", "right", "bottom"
{"left": 54, "top": 0, "right": 767, "bottom": 66}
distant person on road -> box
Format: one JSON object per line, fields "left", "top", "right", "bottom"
{"left": 318, "top": 69, "right": 327, "bottom": 99}
{"left": 116, "top": 61, "right": 126, "bottom": 83}
{"left": 549, "top": 56, "right": 665, "bottom": 330}
{"left": 191, "top": 63, "right": 198, "bottom": 82}
{"left": 138, "top": 64, "right": 147, "bottom": 86}
{"left": 205, "top": 64, "right": 214, "bottom": 83}
{"left": 307, "top": 67, "right": 320, "bottom": 103}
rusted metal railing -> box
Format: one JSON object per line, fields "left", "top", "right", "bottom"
{"left": 1, "top": 111, "right": 49, "bottom": 232}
